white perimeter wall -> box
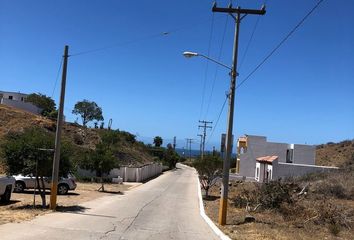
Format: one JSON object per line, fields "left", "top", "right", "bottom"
{"left": 272, "top": 162, "right": 338, "bottom": 179}
{"left": 77, "top": 163, "right": 165, "bottom": 182}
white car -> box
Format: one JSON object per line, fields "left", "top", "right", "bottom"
{"left": 0, "top": 175, "right": 15, "bottom": 203}
{"left": 14, "top": 174, "right": 77, "bottom": 195}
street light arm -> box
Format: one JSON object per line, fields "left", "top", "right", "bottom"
{"left": 199, "top": 54, "right": 232, "bottom": 71}
{"left": 183, "top": 51, "right": 232, "bottom": 71}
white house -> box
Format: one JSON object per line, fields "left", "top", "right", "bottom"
{"left": 236, "top": 135, "right": 338, "bottom": 182}
{"left": 0, "top": 91, "right": 42, "bottom": 115}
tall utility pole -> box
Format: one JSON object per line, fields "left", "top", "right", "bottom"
{"left": 197, "top": 134, "right": 203, "bottom": 156}
{"left": 198, "top": 120, "right": 212, "bottom": 160}
{"left": 212, "top": 2, "right": 266, "bottom": 226}
{"left": 185, "top": 138, "right": 194, "bottom": 161}
{"left": 50, "top": 45, "right": 69, "bottom": 210}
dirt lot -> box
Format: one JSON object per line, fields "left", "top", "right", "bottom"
{"left": 204, "top": 178, "right": 354, "bottom": 240}
{"left": 0, "top": 182, "right": 138, "bottom": 225}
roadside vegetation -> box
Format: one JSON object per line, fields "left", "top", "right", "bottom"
{"left": 193, "top": 154, "right": 223, "bottom": 198}
{"left": 1, "top": 127, "right": 72, "bottom": 207}
{"left": 203, "top": 161, "right": 354, "bottom": 239}
{"left": 0, "top": 102, "right": 183, "bottom": 213}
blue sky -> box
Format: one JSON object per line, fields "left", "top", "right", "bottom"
{"left": 1, "top": 0, "right": 353, "bottom": 150}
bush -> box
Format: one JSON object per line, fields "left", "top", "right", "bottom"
{"left": 314, "top": 201, "right": 352, "bottom": 235}
{"left": 233, "top": 180, "right": 299, "bottom": 210}
{"left": 258, "top": 180, "right": 296, "bottom": 209}
{"left": 314, "top": 180, "right": 349, "bottom": 199}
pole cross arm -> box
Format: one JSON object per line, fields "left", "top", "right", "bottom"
{"left": 212, "top": 4, "right": 266, "bottom": 15}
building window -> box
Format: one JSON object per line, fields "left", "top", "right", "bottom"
{"left": 256, "top": 167, "right": 259, "bottom": 180}
{"left": 21, "top": 97, "right": 24, "bottom": 101}
{"left": 286, "top": 149, "right": 294, "bottom": 163}
{"left": 8, "top": 96, "right": 13, "bottom": 100}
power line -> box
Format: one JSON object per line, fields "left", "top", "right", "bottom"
{"left": 51, "top": 59, "right": 63, "bottom": 98}
{"left": 199, "top": 13, "right": 215, "bottom": 120}
{"left": 236, "top": 0, "right": 325, "bottom": 90}
{"left": 204, "top": 15, "right": 229, "bottom": 120}
{"left": 238, "top": 15, "right": 261, "bottom": 70}
{"left": 70, "top": 32, "right": 168, "bottom": 57}
{"left": 70, "top": 15, "right": 224, "bottom": 58}
{"left": 206, "top": 95, "right": 228, "bottom": 145}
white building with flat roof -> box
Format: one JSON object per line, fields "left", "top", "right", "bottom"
{"left": 236, "top": 135, "right": 338, "bottom": 182}
{"left": 0, "top": 91, "right": 42, "bottom": 115}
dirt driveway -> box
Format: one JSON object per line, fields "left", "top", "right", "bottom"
{"left": 0, "top": 182, "right": 139, "bottom": 225}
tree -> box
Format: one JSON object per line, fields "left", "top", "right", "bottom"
{"left": 72, "top": 100, "right": 104, "bottom": 127}
{"left": 163, "top": 144, "right": 180, "bottom": 169}
{"left": 193, "top": 154, "right": 223, "bottom": 198}
{"left": 25, "top": 93, "right": 56, "bottom": 117}
{"left": 1, "top": 127, "right": 72, "bottom": 208}
{"left": 153, "top": 136, "right": 163, "bottom": 147}
{"left": 80, "top": 131, "right": 119, "bottom": 191}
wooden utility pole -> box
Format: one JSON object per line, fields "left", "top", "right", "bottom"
{"left": 185, "top": 138, "right": 194, "bottom": 161}
{"left": 50, "top": 45, "right": 69, "bottom": 210}
{"left": 173, "top": 136, "right": 177, "bottom": 150}
{"left": 197, "top": 134, "right": 203, "bottom": 157}
{"left": 212, "top": 2, "right": 266, "bottom": 225}
{"left": 198, "top": 120, "right": 212, "bottom": 160}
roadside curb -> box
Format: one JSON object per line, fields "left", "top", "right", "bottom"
{"left": 196, "top": 175, "right": 231, "bottom": 240}
{"left": 179, "top": 164, "right": 231, "bottom": 240}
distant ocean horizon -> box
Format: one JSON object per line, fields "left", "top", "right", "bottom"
{"left": 174, "top": 148, "right": 236, "bottom": 158}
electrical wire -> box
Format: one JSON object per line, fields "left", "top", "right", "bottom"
{"left": 206, "top": 95, "right": 228, "bottom": 145}
{"left": 236, "top": 0, "right": 325, "bottom": 90}
{"left": 70, "top": 15, "right": 223, "bottom": 57}
{"left": 204, "top": 15, "right": 229, "bottom": 120}
{"left": 238, "top": 15, "right": 261, "bottom": 71}
{"left": 70, "top": 32, "right": 167, "bottom": 57}
{"left": 51, "top": 58, "right": 63, "bottom": 98}
{"left": 199, "top": 12, "right": 215, "bottom": 120}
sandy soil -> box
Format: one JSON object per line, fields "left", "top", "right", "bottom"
{"left": 203, "top": 182, "right": 353, "bottom": 240}
{"left": 0, "top": 182, "right": 138, "bottom": 225}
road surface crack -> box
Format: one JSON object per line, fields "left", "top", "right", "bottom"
{"left": 118, "top": 178, "right": 176, "bottom": 239}
{"left": 99, "top": 222, "right": 117, "bottom": 239}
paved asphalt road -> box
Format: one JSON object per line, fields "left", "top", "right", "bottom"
{"left": 0, "top": 164, "right": 219, "bottom": 240}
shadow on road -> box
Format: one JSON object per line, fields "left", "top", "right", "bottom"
{"left": 98, "top": 190, "right": 124, "bottom": 195}
{"left": 15, "top": 190, "right": 80, "bottom": 196}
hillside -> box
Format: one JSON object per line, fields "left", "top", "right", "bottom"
{"left": 0, "top": 104, "right": 154, "bottom": 172}
{"left": 316, "top": 140, "right": 354, "bottom": 167}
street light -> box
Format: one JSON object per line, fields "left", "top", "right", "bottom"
{"left": 183, "top": 51, "right": 199, "bottom": 58}
{"left": 183, "top": 51, "right": 232, "bottom": 71}
{"left": 183, "top": 50, "right": 235, "bottom": 226}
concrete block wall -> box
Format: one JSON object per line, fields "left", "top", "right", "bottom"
{"left": 239, "top": 135, "right": 267, "bottom": 178}
{"left": 293, "top": 144, "right": 316, "bottom": 165}
{"left": 77, "top": 163, "right": 164, "bottom": 182}
{"left": 265, "top": 142, "right": 288, "bottom": 162}
{"left": 272, "top": 162, "right": 337, "bottom": 179}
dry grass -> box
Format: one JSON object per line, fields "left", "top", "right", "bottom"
{"left": 316, "top": 139, "right": 354, "bottom": 167}
{"left": 0, "top": 182, "right": 134, "bottom": 225}
{"left": 204, "top": 169, "right": 354, "bottom": 240}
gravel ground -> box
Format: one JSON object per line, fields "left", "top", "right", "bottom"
{"left": 0, "top": 182, "right": 138, "bottom": 225}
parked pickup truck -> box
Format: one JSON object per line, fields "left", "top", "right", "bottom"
{"left": 14, "top": 174, "right": 77, "bottom": 195}
{"left": 0, "top": 175, "right": 15, "bottom": 203}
